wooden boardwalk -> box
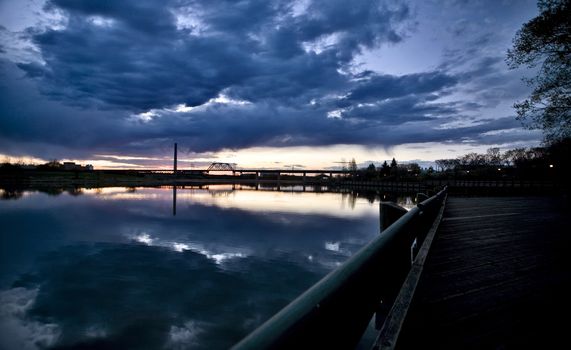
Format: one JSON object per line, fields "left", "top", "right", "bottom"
{"left": 396, "top": 196, "right": 570, "bottom": 349}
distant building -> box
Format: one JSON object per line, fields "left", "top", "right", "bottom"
{"left": 63, "top": 162, "right": 82, "bottom": 170}
{"left": 62, "top": 162, "right": 93, "bottom": 171}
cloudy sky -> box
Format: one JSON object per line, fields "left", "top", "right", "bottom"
{"left": 0, "top": 0, "right": 542, "bottom": 169}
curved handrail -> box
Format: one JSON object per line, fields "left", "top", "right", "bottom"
{"left": 232, "top": 187, "right": 447, "bottom": 350}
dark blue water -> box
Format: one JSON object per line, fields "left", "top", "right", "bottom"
{"left": 0, "top": 186, "right": 412, "bottom": 349}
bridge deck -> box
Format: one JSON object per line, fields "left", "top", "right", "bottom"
{"left": 396, "top": 196, "right": 570, "bottom": 349}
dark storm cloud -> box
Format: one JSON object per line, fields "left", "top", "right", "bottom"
{"left": 47, "top": 0, "right": 178, "bottom": 34}
{"left": 333, "top": 70, "right": 460, "bottom": 124}
{"left": 129, "top": 100, "right": 525, "bottom": 152}
{"left": 0, "top": 52, "right": 530, "bottom": 162}
{"left": 338, "top": 97, "right": 456, "bottom": 124}
{"left": 344, "top": 70, "right": 458, "bottom": 103}
{"left": 18, "top": 18, "right": 256, "bottom": 110}
{"left": 16, "top": 0, "right": 410, "bottom": 110}
{"left": 0, "top": 60, "right": 136, "bottom": 158}
{"left": 0, "top": 0, "right": 542, "bottom": 160}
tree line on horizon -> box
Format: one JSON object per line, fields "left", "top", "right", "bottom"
{"left": 434, "top": 138, "right": 569, "bottom": 179}
{"left": 0, "top": 159, "right": 93, "bottom": 171}
{"left": 347, "top": 138, "right": 569, "bottom": 181}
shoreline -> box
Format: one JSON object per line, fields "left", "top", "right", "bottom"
{"left": 1, "top": 170, "right": 566, "bottom": 196}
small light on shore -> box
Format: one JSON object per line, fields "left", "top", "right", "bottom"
{"left": 549, "top": 164, "right": 554, "bottom": 168}
{"left": 497, "top": 168, "right": 501, "bottom": 171}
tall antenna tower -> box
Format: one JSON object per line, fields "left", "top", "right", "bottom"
{"left": 173, "top": 143, "right": 177, "bottom": 174}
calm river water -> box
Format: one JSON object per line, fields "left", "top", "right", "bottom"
{"left": 0, "top": 185, "right": 415, "bottom": 349}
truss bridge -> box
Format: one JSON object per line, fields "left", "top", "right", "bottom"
{"left": 207, "top": 162, "right": 236, "bottom": 171}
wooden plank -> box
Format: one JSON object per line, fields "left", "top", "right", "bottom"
{"left": 395, "top": 196, "right": 571, "bottom": 349}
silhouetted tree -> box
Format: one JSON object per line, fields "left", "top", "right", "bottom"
{"left": 390, "top": 158, "right": 398, "bottom": 178}
{"left": 486, "top": 147, "right": 502, "bottom": 167}
{"left": 546, "top": 137, "right": 570, "bottom": 181}
{"left": 390, "top": 158, "right": 397, "bottom": 168}
{"left": 364, "top": 163, "right": 376, "bottom": 180}
{"left": 507, "top": 0, "right": 571, "bottom": 142}
{"left": 37, "top": 160, "right": 62, "bottom": 170}
{"left": 503, "top": 148, "right": 528, "bottom": 166}
{"left": 435, "top": 159, "right": 457, "bottom": 172}
{"left": 430, "top": 142, "right": 568, "bottom": 181}
{"left": 407, "top": 163, "right": 421, "bottom": 175}
{"left": 380, "top": 161, "right": 390, "bottom": 176}
{"left": 459, "top": 153, "right": 486, "bottom": 170}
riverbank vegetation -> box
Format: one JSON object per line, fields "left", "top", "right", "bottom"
{"left": 352, "top": 138, "right": 570, "bottom": 182}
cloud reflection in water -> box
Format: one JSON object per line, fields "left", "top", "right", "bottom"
{"left": 0, "top": 187, "right": 397, "bottom": 349}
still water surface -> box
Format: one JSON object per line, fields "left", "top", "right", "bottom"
{"left": 0, "top": 186, "right": 414, "bottom": 349}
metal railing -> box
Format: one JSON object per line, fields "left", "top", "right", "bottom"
{"left": 232, "top": 187, "right": 447, "bottom": 350}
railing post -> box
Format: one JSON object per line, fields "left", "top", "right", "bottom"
{"left": 416, "top": 193, "right": 429, "bottom": 203}
{"left": 380, "top": 202, "right": 408, "bottom": 233}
